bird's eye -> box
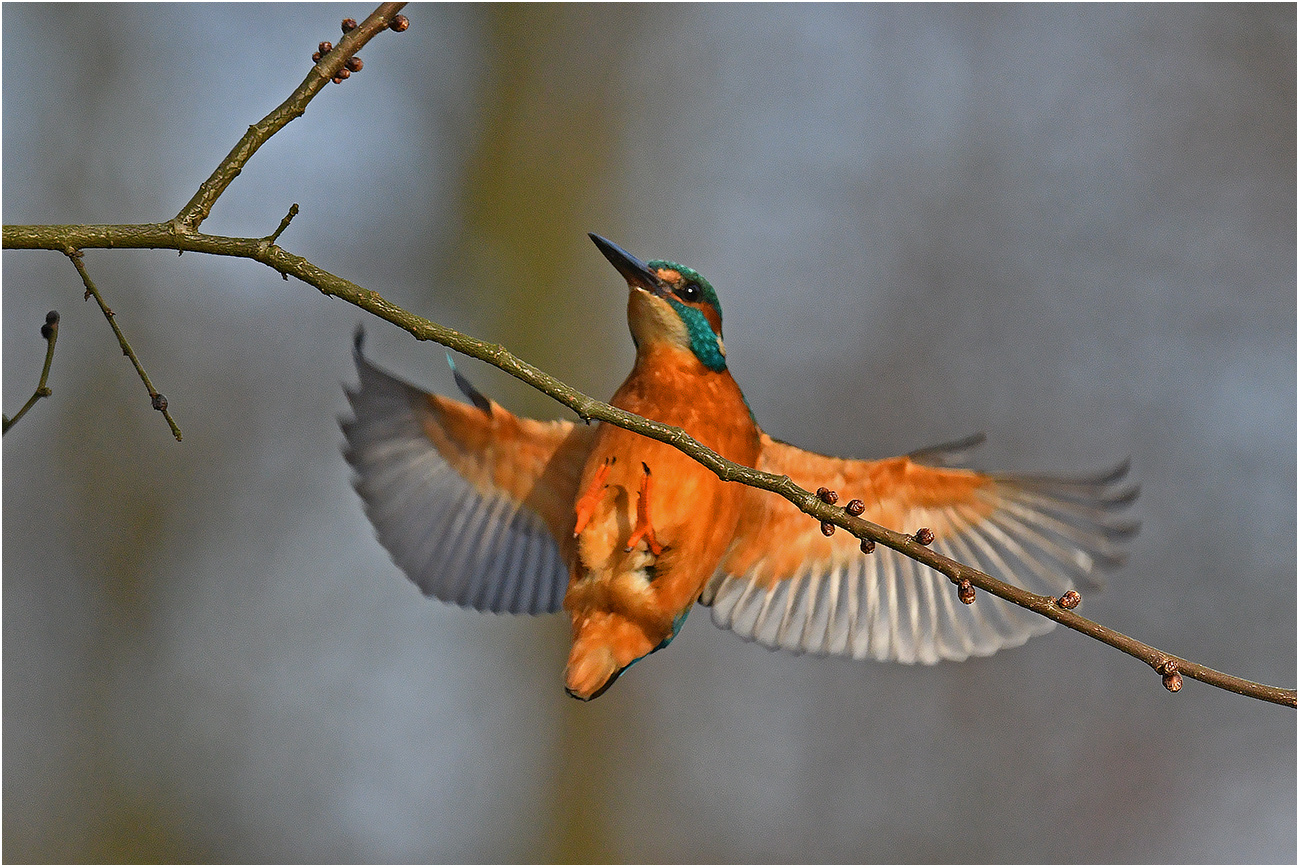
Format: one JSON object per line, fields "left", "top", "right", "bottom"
{"left": 679, "top": 281, "right": 702, "bottom": 303}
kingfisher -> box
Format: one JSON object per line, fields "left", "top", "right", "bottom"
{"left": 343, "top": 234, "right": 1137, "bottom": 700}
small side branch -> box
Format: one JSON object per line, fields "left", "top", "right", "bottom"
{"left": 64, "top": 249, "right": 182, "bottom": 441}
{"left": 171, "top": 3, "right": 408, "bottom": 233}
{"left": 3, "top": 310, "right": 61, "bottom": 435}
{"left": 264, "top": 203, "right": 299, "bottom": 248}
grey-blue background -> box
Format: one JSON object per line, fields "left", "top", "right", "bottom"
{"left": 4, "top": 3, "right": 1294, "bottom": 862}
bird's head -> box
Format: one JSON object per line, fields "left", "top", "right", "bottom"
{"left": 589, "top": 233, "right": 727, "bottom": 373}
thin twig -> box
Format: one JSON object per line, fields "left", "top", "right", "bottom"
{"left": 171, "top": 3, "right": 406, "bottom": 233}
{"left": 264, "top": 203, "right": 300, "bottom": 248}
{"left": 3, "top": 310, "right": 61, "bottom": 435}
{"left": 64, "top": 248, "right": 182, "bottom": 441}
{"left": 4, "top": 220, "right": 1293, "bottom": 708}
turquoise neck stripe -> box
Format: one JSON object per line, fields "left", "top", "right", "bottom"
{"left": 668, "top": 298, "right": 727, "bottom": 372}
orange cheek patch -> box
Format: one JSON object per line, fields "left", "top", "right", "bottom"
{"left": 701, "top": 304, "right": 722, "bottom": 335}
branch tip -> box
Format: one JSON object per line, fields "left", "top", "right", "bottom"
{"left": 41, "top": 310, "right": 60, "bottom": 340}
{"left": 3, "top": 308, "right": 62, "bottom": 435}
{"left": 265, "top": 203, "right": 299, "bottom": 246}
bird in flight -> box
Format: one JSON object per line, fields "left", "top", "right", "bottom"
{"left": 343, "top": 234, "right": 1137, "bottom": 700}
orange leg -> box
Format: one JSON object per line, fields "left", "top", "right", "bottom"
{"left": 573, "top": 457, "right": 614, "bottom": 537}
{"left": 624, "top": 462, "right": 664, "bottom": 556}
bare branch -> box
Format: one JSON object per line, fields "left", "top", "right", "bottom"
{"left": 171, "top": 3, "right": 407, "bottom": 232}
{"left": 4, "top": 220, "right": 1294, "bottom": 708}
{"left": 3, "top": 310, "right": 60, "bottom": 435}
{"left": 64, "top": 248, "right": 182, "bottom": 441}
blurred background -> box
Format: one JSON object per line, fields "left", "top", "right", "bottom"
{"left": 4, "top": 3, "right": 1294, "bottom": 862}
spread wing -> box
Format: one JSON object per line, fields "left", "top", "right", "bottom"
{"left": 342, "top": 334, "right": 595, "bottom": 614}
{"left": 701, "top": 433, "right": 1138, "bottom": 663}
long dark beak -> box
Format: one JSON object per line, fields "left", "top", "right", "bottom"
{"left": 589, "top": 233, "right": 666, "bottom": 296}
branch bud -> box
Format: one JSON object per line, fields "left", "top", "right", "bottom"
{"left": 820, "top": 521, "right": 835, "bottom": 537}
{"left": 389, "top": 14, "right": 409, "bottom": 32}
{"left": 845, "top": 498, "right": 865, "bottom": 516}
{"left": 914, "top": 527, "right": 935, "bottom": 546}
{"left": 860, "top": 538, "right": 875, "bottom": 554}
{"left": 1057, "top": 590, "right": 1081, "bottom": 610}
{"left": 341, "top": 18, "right": 358, "bottom": 32}
{"left": 958, "top": 580, "right": 976, "bottom": 605}
{"left": 41, "top": 310, "right": 60, "bottom": 340}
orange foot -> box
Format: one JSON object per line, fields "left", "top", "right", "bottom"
{"left": 574, "top": 457, "right": 614, "bottom": 537}
{"left": 624, "top": 462, "right": 664, "bottom": 556}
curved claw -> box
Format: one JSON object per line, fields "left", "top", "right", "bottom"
{"left": 624, "top": 462, "right": 664, "bottom": 556}
{"left": 574, "top": 457, "right": 614, "bottom": 537}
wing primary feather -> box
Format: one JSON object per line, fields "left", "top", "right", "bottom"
{"left": 898, "top": 552, "right": 925, "bottom": 663}
{"left": 829, "top": 560, "right": 858, "bottom": 657}
{"left": 412, "top": 485, "right": 482, "bottom": 601}
{"left": 490, "top": 526, "right": 531, "bottom": 613}
{"left": 462, "top": 496, "right": 519, "bottom": 609}
{"left": 991, "top": 496, "right": 1130, "bottom": 569}
{"left": 814, "top": 562, "right": 844, "bottom": 656}
{"left": 907, "top": 432, "right": 987, "bottom": 466}
{"left": 998, "top": 487, "right": 1141, "bottom": 535}
{"left": 878, "top": 548, "right": 902, "bottom": 662}
{"left": 911, "top": 555, "right": 942, "bottom": 664}
{"left": 445, "top": 352, "right": 493, "bottom": 415}
{"left": 441, "top": 494, "right": 501, "bottom": 606}
{"left": 861, "top": 549, "right": 885, "bottom": 660}
{"left": 996, "top": 458, "right": 1134, "bottom": 493}
{"left": 520, "top": 534, "right": 554, "bottom": 615}
{"left": 501, "top": 532, "right": 538, "bottom": 614}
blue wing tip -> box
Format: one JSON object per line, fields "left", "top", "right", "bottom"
{"left": 446, "top": 352, "right": 492, "bottom": 414}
